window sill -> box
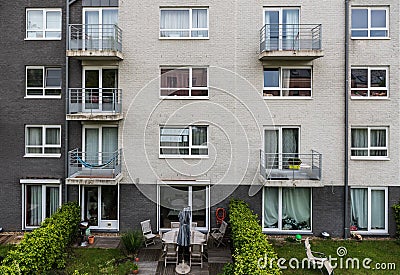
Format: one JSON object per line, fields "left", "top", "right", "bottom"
{"left": 351, "top": 96, "right": 389, "bottom": 100}
{"left": 351, "top": 231, "right": 388, "bottom": 235}
{"left": 351, "top": 37, "right": 390, "bottom": 40}
{"left": 24, "top": 154, "right": 61, "bottom": 158}
{"left": 160, "top": 96, "right": 209, "bottom": 100}
{"left": 263, "top": 96, "right": 313, "bottom": 100}
{"left": 24, "top": 38, "right": 62, "bottom": 41}
{"left": 159, "top": 37, "right": 209, "bottom": 40}
{"left": 25, "top": 95, "right": 62, "bottom": 99}
{"left": 159, "top": 155, "right": 209, "bottom": 159}
{"left": 351, "top": 157, "right": 389, "bottom": 161}
{"left": 262, "top": 229, "right": 312, "bottom": 234}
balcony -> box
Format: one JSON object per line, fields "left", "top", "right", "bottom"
{"left": 66, "top": 149, "right": 122, "bottom": 185}
{"left": 66, "top": 88, "right": 123, "bottom": 120}
{"left": 259, "top": 24, "right": 324, "bottom": 60}
{"left": 260, "top": 150, "right": 322, "bottom": 181}
{"left": 67, "top": 24, "right": 123, "bottom": 60}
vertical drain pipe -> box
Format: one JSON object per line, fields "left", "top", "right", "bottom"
{"left": 344, "top": 0, "right": 350, "bottom": 239}
{"left": 64, "top": 0, "right": 70, "bottom": 203}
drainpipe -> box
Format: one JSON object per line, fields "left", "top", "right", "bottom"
{"left": 65, "top": 0, "right": 78, "bottom": 203}
{"left": 344, "top": 0, "right": 350, "bottom": 239}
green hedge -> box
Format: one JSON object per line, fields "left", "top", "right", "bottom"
{"left": 0, "top": 202, "right": 81, "bottom": 274}
{"left": 392, "top": 201, "right": 400, "bottom": 239}
{"left": 225, "top": 199, "right": 281, "bottom": 275}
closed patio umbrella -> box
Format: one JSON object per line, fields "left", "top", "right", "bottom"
{"left": 177, "top": 206, "right": 191, "bottom": 247}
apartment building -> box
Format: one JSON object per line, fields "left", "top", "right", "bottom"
{"left": 1, "top": 0, "right": 399, "bottom": 238}
{"left": 0, "top": 1, "right": 66, "bottom": 231}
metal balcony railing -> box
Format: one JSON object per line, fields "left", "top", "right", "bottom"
{"left": 68, "top": 149, "right": 122, "bottom": 179}
{"left": 68, "top": 88, "right": 122, "bottom": 115}
{"left": 260, "top": 150, "right": 322, "bottom": 181}
{"left": 260, "top": 24, "right": 322, "bottom": 52}
{"left": 68, "top": 24, "right": 122, "bottom": 52}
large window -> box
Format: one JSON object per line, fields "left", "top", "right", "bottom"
{"left": 83, "top": 8, "right": 118, "bottom": 50}
{"left": 263, "top": 68, "right": 312, "bottom": 97}
{"left": 26, "top": 8, "right": 62, "bottom": 39}
{"left": 22, "top": 182, "right": 61, "bottom": 228}
{"left": 25, "top": 125, "right": 61, "bottom": 157}
{"left": 160, "top": 8, "right": 208, "bottom": 38}
{"left": 263, "top": 187, "right": 311, "bottom": 231}
{"left": 351, "top": 67, "right": 388, "bottom": 98}
{"left": 158, "top": 184, "right": 209, "bottom": 231}
{"left": 160, "top": 67, "right": 208, "bottom": 97}
{"left": 26, "top": 67, "right": 62, "bottom": 97}
{"left": 351, "top": 7, "right": 388, "bottom": 38}
{"left": 351, "top": 187, "right": 387, "bottom": 233}
{"left": 351, "top": 127, "right": 388, "bottom": 159}
{"left": 83, "top": 125, "right": 118, "bottom": 164}
{"left": 160, "top": 126, "right": 208, "bottom": 157}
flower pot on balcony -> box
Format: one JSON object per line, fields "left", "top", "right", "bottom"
{"left": 287, "top": 158, "right": 302, "bottom": 170}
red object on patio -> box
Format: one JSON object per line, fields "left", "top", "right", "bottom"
{"left": 216, "top": 208, "right": 226, "bottom": 225}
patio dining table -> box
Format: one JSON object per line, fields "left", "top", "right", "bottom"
{"left": 162, "top": 229, "right": 207, "bottom": 245}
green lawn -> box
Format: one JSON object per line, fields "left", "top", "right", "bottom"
{"left": 270, "top": 238, "right": 400, "bottom": 274}
{"left": 61, "top": 248, "right": 134, "bottom": 274}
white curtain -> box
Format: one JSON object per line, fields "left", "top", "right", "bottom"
{"left": 370, "top": 129, "right": 386, "bottom": 156}
{"left": 351, "top": 189, "right": 368, "bottom": 229}
{"left": 282, "top": 69, "right": 291, "bottom": 95}
{"left": 46, "top": 128, "right": 60, "bottom": 145}
{"left": 264, "top": 188, "right": 279, "bottom": 228}
{"left": 283, "top": 10, "right": 299, "bottom": 49}
{"left": 264, "top": 130, "right": 278, "bottom": 169}
{"left": 351, "top": 129, "right": 368, "bottom": 156}
{"left": 28, "top": 127, "right": 42, "bottom": 154}
{"left": 102, "top": 9, "right": 118, "bottom": 47}
{"left": 192, "top": 127, "right": 207, "bottom": 146}
{"left": 29, "top": 186, "right": 42, "bottom": 226}
{"left": 48, "top": 187, "right": 59, "bottom": 217}
{"left": 192, "top": 9, "right": 207, "bottom": 37}
{"left": 161, "top": 10, "right": 189, "bottom": 37}
{"left": 282, "top": 188, "right": 310, "bottom": 228}
{"left": 102, "top": 127, "right": 118, "bottom": 163}
{"left": 371, "top": 190, "right": 385, "bottom": 229}
{"left": 85, "top": 128, "right": 99, "bottom": 163}
{"left": 85, "top": 11, "right": 100, "bottom": 48}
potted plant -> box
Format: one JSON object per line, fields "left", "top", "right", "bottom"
{"left": 287, "top": 157, "right": 302, "bottom": 170}
{"left": 131, "top": 263, "right": 139, "bottom": 274}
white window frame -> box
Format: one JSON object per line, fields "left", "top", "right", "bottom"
{"left": 263, "top": 67, "right": 312, "bottom": 98}
{"left": 160, "top": 67, "right": 209, "bottom": 99}
{"left": 350, "top": 187, "right": 388, "bottom": 234}
{"left": 21, "top": 179, "right": 62, "bottom": 230}
{"left": 26, "top": 8, "right": 62, "bottom": 40}
{"left": 25, "top": 66, "right": 62, "bottom": 99}
{"left": 25, "top": 125, "right": 62, "bottom": 158}
{"left": 159, "top": 126, "right": 209, "bottom": 158}
{"left": 262, "top": 187, "right": 312, "bottom": 233}
{"left": 80, "top": 185, "right": 120, "bottom": 231}
{"left": 351, "top": 127, "right": 389, "bottom": 160}
{"left": 159, "top": 8, "right": 209, "bottom": 39}
{"left": 351, "top": 67, "right": 388, "bottom": 99}
{"left": 157, "top": 181, "right": 210, "bottom": 232}
{"left": 351, "top": 7, "right": 389, "bottom": 39}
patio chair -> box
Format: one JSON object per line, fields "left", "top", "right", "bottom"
{"left": 171, "top": 221, "right": 180, "bottom": 230}
{"left": 190, "top": 243, "right": 204, "bottom": 268}
{"left": 164, "top": 243, "right": 179, "bottom": 266}
{"left": 210, "top": 220, "right": 228, "bottom": 247}
{"left": 140, "top": 219, "right": 156, "bottom": 247}
{"left": 305, "top": 238, "right": 334, "bottom": 275}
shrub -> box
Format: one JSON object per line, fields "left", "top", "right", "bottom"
{"left": 222, "top": 199, "right": 281, "bottom": 275}
{"left": 121, "top": 230, "right": 143, "bottom": 255}
{"left": 0, "top": 202, "right": 81, "bottom": 274}
{"left": 392, "top": 201, "right": 400, "bottom": 239}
